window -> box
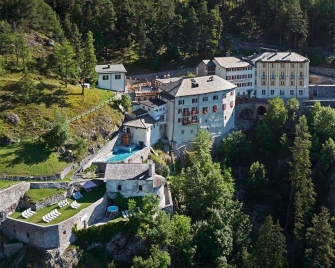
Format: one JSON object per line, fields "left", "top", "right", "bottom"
{"left": 263, "top": 63, "right": 265, "bottom": 68}
{"left": 247, "top": 82, "right": 252, "bottom": 86}
{"left": 213, "top": 105, "right": 218, "bottom": 112}
{"left": 102, "top": 75, "right": 109, "bottom": 80}
{"left": 203, "top": 96, "right": 208, "bottom": 102}
{"left": 248, "top": 74, "right": 252, "bottom": 78}
{"left": 300, "top": 64, "right": 303, "bottom": 68}
{"left": 230, "top": 101, "right": 234, "bottom": 107}
{"left": 115, "top": 74, "right": 121, "bottom": 79}
{"left": 178, "top": 108, "right": 182, "bottom": 114}
{"left": 222, "top": 103, "right": 226, "bottom": 110}
{"left": 291, "top": 81, "right": 294, "bottom": 86}
{"left": 262, "top": 90, "right": 266, "bottom": 95}
{"left": 230, "top": 91, "right": 234, "bottom": 96}
{"left": 271, "top": 63, "right": 274, "bottom": 68}
{"left": 213, "top": 95, "right": 218, "bottom": 100}
{"left": 178, "top": 100, "right": 184, "bottom": 105}
{"left": 280, "top": 90, "right": 284, "bottom": 96}
{"left": 192, "top": 98, "right": 198, "bottom": 103}
{"left": 225, "top": 116, "right": 226, "bottom": 120}
{"left": 299, "top": 81, "right": 303, "bottom": 86}
{"left": 271, "top": 81, "right": 275, "bottom": 86}
{"left": 262, "top": 81, "right": 266, "bottom": 86}
{"left": 270, "top": 90, "right": 274, "bottom": 95}
{"left": 290, "top": 90, "right": 294, "bottom": 95}
{"left": 139, "top": 185, "right": 143, "bottom": 191}
{"left": 223, "top": 94, "right": 226, "bottom": 99}
{"left": 117, "top": 185, "right": 122, "bottom": 191}
{"left": 299, "top": 90, "right": 303, "bottom": 95}
{"left": 291, "top": 64, "right": 294, "bottom": 68}
{"left": 203, "top": 107, "right": 208, "bottom": 114}
{"left": 280, "top": 80, "right": 285, "bottom": 86}
{"left": 281, "top": 64, "right": 284, "bottom": 68}
{"left": 191, "top": 130, "right": 194, "bottom": 134}
{"left": 181, "top": 130, "right": 184, "bottom": 134}
{"left": 178, "top": 118, "right": 182, "bottom": 123}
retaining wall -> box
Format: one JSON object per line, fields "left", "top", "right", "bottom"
{"left": 2, "top": 194, "right": 108, "bottom": 251}
{"left": 29, "top": 181, "right": 70, "bottom": 189}
{"left": 309, "top": 85, "right": 335, "bottom": 98}
{"left": 32, "top": 192, "right": 66, "bottom": 211}
{"left": 0, "top": 182, "right": 30, "bottom": 213}
{"left": 310, "top": 67, "right": 335, "bottom": 78}
{"left": 3, "top": 243, "right": 23, "bottom": 257}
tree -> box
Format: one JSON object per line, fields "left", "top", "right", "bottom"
{"left": 54, "top": 39, "right": 77, "bottom": 88}
{"left": 287, "top": 97, "right": 300, "bottom": 111}
{"left": 17, "top": 72, "right": 38, "bottom": 103}
{"left": 249, "top": 215, "right": 287, "bottom": 268}
{"left": 79, "top": 31, "right": 97, "bottom": 95}
{"left": 305, "top": 207, "right": 335, "bottom": 268}
{"left": 246, "top": 161, "right": 268, "bottom": 202}
{"left": 290, "top": 116, "right": 315, "bottom": 246}
{"left": 132, "top": 244, "right": 171, "bottom": 268}
{"left": 121, "top": 94, "right": 132, "bottom": 112}
{"left": 264, "top": 96, "right": 288, "bottom": 131}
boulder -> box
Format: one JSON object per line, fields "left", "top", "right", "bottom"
{"left": 6, "top": 113, "right": 20, "bottom": 125}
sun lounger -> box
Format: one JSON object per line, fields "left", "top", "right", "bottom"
{"left": 55, "top": 209, "right": 61, "bottom": 216}
{"left": 125, "top": 210, "right": 129, "bottom": 217}
{"left": 42, "top": 216, "right": 49, "bottom": 223}
{"left": 72, "top": 193, "right": 78, "bottom": 200}
{"left": 137, "top": 207, "right": 142, "bottom": 213}
{"left": 128, "top": 210, "right": 133, "bottom": 217}
{"left": 77, "top": 192, "right": 83, "bottom": 198}
{"left": 122, "top": 211, "right": 126, "bottom": 218}
{"left": 28, "top": 208, "right": 36, "bottom": 214}
{"left": 22, "top": 211, "right": 29, "bottom": 219}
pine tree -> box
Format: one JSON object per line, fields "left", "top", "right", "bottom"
{"left": 249, "top": 215, "right": 287, "bottom": 268}
{"left": 305, "top": 207, "right": 335, "bottom": 268}
{"left": 79, "top": 31, "right": 97, "bottom": 95}
{"left": 290, "top": 116, "right": 315, "bottom": 248}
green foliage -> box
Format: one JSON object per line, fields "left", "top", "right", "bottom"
{"left": 246, "top": 161, "right": 268, "bottom": 202}
{"left": 132, "top": 244, "right": 171, "bottom": 268}
{"left": 193, "top": 129, "right": 212, "bottom": 156}
{"left": 17, "top": 72, "right": 38, "bottom": 103}
{"left": 73, "top": 138, "right": 87, "bottom": 160}
{"left": 305, "top": 207, "right": 335, "bottom": 268}
{"left": 264, "top": 96, "right": 288, "bottom": 131}
{"left": 121, "top": 94, "right": 132, "bottom": 112}
{"left": 248, "top": 215, "right": 287, "bottom": 268}
{"left": 287, "top": 97, "right": 300, "bottom": 111}
{"left": 220, "top": 130, "right": 252, "bottom": 168}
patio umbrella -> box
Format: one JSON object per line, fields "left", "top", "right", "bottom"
{"left": 80, "top": 180, "right": 97, "bottom": 189}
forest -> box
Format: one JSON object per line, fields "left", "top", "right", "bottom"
{"left": 0, "top": 0, "right": 334, "bottom": 70}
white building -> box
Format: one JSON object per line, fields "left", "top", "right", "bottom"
{"left": 122, "top": 98, "right": 167, "bottom": 147}
{"left": 105, "top": 160, "right": 169, "bottom": 208}
{"left": 197, "top": 57, "right": 254, "bottom": 97}
{"left": 157, "top": 75, "right": 236, "bottom": 145}
{"left": 243, "top": 52, "right": 309, "bottom": 99}
{"left": 95, "top": 64, "right": 127, "bottom": 91}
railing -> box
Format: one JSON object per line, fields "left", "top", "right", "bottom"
{"left": 191, "top": 110, "right": 199, "bottom": 115}
{"left": 261, "top": 75, "right": 267, "bottom": 79}
{"left": 270, "top": 75, "right": 276, "bottom": 79}
{"left": 182, "top": 111, "right": 191, "bottom": 116}
{"left": 290, "top": 75, "right": 295, "bottom": 79}
{"left": 182, "top": 120, "right": 199, "bottom": 125}
{"left": 299, "top": 75, "right": 304, "bottom": 79}
{"left": 280, "top": 75, "right": 286, "bottom": 79}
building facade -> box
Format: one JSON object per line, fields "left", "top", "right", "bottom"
{"left": 244, "top": 52, "right": 309, "bottom": 99}
{"left": 157, "top": 75, "right": 236, "bottom": 145}
{"left": 95, "top": 64, "right": 127, "bottom": 91}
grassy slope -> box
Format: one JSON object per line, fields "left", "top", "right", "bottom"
{"left": 24, "top": 188, "right": 66, "bottom": 203}
{"left": 10, "top": 185, "right": 105, "bottom": 225}
{"left": 0, "top": 73, "right": 123, "bottom": 176}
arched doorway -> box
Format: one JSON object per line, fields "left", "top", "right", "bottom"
{"left": 257, "top": 106, "right": 267, "bottom": 117}
{"left": 239, "top": 108, "right": 254, "bottom": 121}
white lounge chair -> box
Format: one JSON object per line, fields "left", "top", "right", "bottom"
{"left": 73, "top": 193, "right": 79, "bottom": 200}
{"left": 22, "top": 211, "right": 29, "bottom": 219}
{"left": 28, "top": 208, "right": 36, "bottom": 215}
{"left": 55, "top": 209, "right": 61, "bottom": 216}
{"left": 77, "top": 192, "right": 83, "bottom": 198}
{"left": 42, "top": 216, "right": 49, "bottom": 223}
{"left": 125, "top": 210, "right": 129, "bottom": 217}
{"left": 122, "top": 211, "right": 126, "bottom": 218}
{"left": 128, "top": 210, "right": 133, "bottom": 217}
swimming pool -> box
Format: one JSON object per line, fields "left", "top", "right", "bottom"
{"left": 107, "top": 146, "right": 142, "bottom": 163}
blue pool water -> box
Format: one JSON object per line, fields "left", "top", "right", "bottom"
{"left": 107, "top": 146, "right": 142, "bottom": 163}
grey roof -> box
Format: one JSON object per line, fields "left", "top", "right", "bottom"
{"left": 123, "top": 114, "right": 158, "bottom": 129}
{"left": 202, "top": 60, "right": 216, "bottom": 67}
{"left": 244, "top": 52, "right": 309, "bottom": 63}
{"left": 213, "top": 57, "right": 250, "bottom": 68}
{"left": 105, "top": 163, "right": 151, "bottom": 180}
{"left": 158, "top": 75, "right": 236, "bottom": 98}
{"left": 156, "top": 77, "right": 181, "bottom": 84}
{"left": 132, "top": 108, "right": 148, "bottom": 116}
{"left": 105, "top": 163, "right": 167, "bottom": 186}
{"left": 139, "top": 98, "right": 166, "bottom": 108}
{"left": 95, "top": 64, "right": 127, "bottom": 73}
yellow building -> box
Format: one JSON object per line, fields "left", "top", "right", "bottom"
{"left": 244, "top": 52, "right": 309, "bottom": 99}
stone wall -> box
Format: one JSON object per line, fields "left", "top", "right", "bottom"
{"left": 126, "top": 147, "right": 150, "bottom": 163}
{"left": 0, "top": 182, "right": 30, "bottom": 213}
{"left": 310, "top": 67, "right": 335, "bottom": 78}
{"left": 309, "top": 85, "right": 335, "bottom": 98}
{"left": 3, "top": 242, "right": 23, "bottom": 257}
{"left": 2, "top": 194, "right": 108, "bottom": 251}
{"left": 30, "top": 182, "right": 70, "bottom": 190}
{"left": 32, "top": 192, "right": 66, "bottom": 211}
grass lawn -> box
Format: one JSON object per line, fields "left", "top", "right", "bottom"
{"left": 10, "top": 185, "right": 106, "bottom": 225}
{"left": 0, "top": 180, "right": 20, "bottom": 190}
{"left": 24, "top": 188, "right": 66, "bottom": 203}
{"left": 0, "top": 142, "right": 69, "bottom": 176}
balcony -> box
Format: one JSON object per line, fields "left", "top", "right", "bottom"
{"left": 191, "top": 110, "right": 199, "bottom": 115}
{"left": 182, "top": 119, "right": 199, "bottom": 125}
{"left": 299, "top": 75, "right": 304, "bottom": 79}
{"left": 290, "top": 75, "right": 295, "bottom": 79}
{"left": 182, "top": 111, "right": 191, "bottom": 116}
{"left": 261, "top": 75, "right": 267, "bottom": 79}
{"left": 159, "top": 119, "right": 167, "bottom": 125}
{"left": 270, "top": 75, "right": 276, "bottom": 79}
{"left": 280, "top": 75, "right": 286, "bottom": 79}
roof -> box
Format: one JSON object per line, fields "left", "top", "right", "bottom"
{"left": 132, "top": 108, "right": 148, "bottom": 116}
{"left": 159, "top": 75, "right": 236, "bottom": 98}
{"left": 244, "top": 52, "right": 309, "bottom": 63}
{"left": 105, "top": 163, "right": 151, "bottom": 181}
{"left": 156, "top": 77, "right": 181, "bottom": 84}
{"left": 153, "top": 175, "right": 166, "bottom": 188}
{"left": 123, "top": 114, "right": 158, "bottom": 129}
{"left": 213, "top": 57, "right": 250, "bottom": 68}
{"left": 139, "top": 98, "right": 166, "bottom": 108}
{"left": 202, "top": 60, "right": 216, "bottom": 67}
{"left": 95, "top": 64, "right": 127, "bottom": 73}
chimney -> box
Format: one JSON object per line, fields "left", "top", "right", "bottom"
{"left": 148, "top": 159, "right": 155, "bottom": 177}
{"left": 107, "top": 64, "right": 110, "bottom": 68}
{"left": 196, "top": 66, "right": 199, "bottom": 77}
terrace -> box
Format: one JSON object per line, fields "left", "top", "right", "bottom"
{"left": 9, "top": 184, "right": 106, "bottom": 226}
